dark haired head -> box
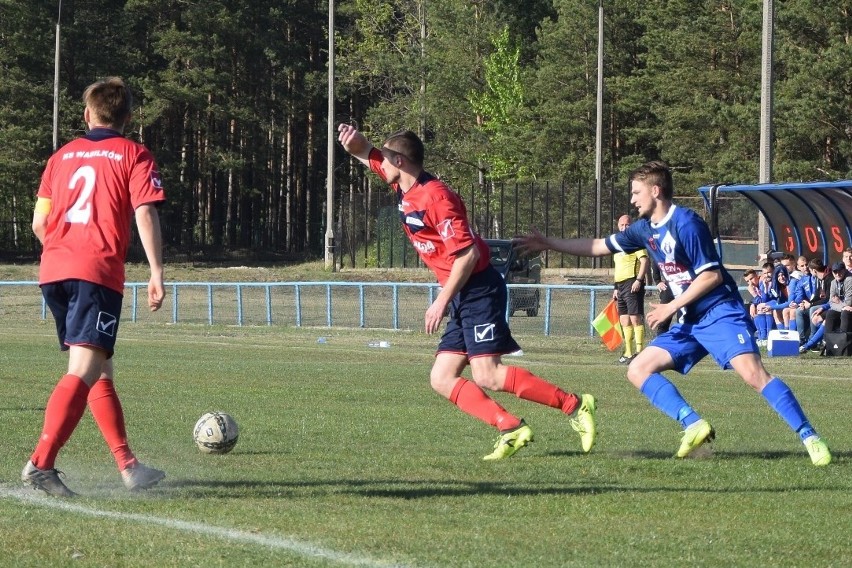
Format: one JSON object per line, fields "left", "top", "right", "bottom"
{"left": 381, "top": 130, "right": 424, "bottom": 168}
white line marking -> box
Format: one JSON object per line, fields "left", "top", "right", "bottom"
{"left": 0, "top": 486, "right": 411, "bottom": 567}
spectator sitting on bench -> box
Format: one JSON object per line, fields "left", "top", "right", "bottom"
{"left": 743, "top": 269, "right": 761, "bottom": 318}
{"left": 818, "top": 262, "right": 852, "bottom": 334}
{"left": 800, "top": 261, "right": 852, "bottom": 354}
{"left": 796, "top": 259, "right": 831, "bottom": 346}
{"left": 784, "top": 256, "right": 811, "bottom": 333}
{"left": 757, "top": 262, "right": 791, "bottom": 330}
{"left": 753, "top": 262, "right": 776, "bottom": 345}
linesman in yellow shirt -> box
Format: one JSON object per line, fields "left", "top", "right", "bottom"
{"left": 613, "top": 215, "right": 649, "bottom": 363}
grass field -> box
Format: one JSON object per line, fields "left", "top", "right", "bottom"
{"left": 1, "top": 317, "right": 850, "bottom": 567}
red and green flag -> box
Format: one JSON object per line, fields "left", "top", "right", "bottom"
{"left": 592, "top": 299, "right": 623, "bottom": 351}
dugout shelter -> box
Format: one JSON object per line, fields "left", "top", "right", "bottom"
{"left": 699, "top": 180, "right": 852, "bottom": 266}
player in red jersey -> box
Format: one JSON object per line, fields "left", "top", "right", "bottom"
{"left": 22, "top": 77, "right": 167, "bottom": 496}
{"left": 338, "top": 124, "right": 597, "bottom": 459}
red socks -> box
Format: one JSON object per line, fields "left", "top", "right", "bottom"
{"left": 450, "top": 378, "right": 522, "bottom": 431}
{"left": 503, "top": 366, "right": 580, "bottom": 414}
{"left": 87, "top": 379, "right": 137, "bottom": 471}
{"left": 30, "top": 374, "right": 90, "bottom": 470}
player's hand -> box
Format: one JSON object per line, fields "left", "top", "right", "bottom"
{"left": 424, "top": 298, "right": 448, "bottom": 334}
{"left": 337, "top": 123, "right": 369, "bottom": 155}
{"left": 148, "top": 275, "right": 165, "bottom": 312}
{"left": 513, "top": 228, "right": 549, "bottom": 257}
{"left": 646, "top": 301, "right": 676, "bottom": 330}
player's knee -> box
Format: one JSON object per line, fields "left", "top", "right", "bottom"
{"left": 625, "top": 364, "right": 648, "bottom": 388}
{"left": 429, "top": 373, "right": 457, "bottom": 398}
{"left": 429, "top": 370, "right": 451, "bottom": 389}
{"left": 738, "top": 367, "right": 770, "bottom": 391}
{"left": 470, "top": 371, "right": 501, "bottom": 391}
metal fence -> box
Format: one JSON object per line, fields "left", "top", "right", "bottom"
{"left": 2, "top": 281, "right": 625, "bottom": 337}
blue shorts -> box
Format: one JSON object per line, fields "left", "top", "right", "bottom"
{"left": 42, "top": 280, "right": 124, "bottom": 357}
{"left": 650, "top": 298, "right": 758, "bottom": 374}
{"left": 438, "top": 265, "right": 521, "bottom": 358}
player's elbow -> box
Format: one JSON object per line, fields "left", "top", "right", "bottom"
{"left": 31, "top": 219, "right": 47, "bottom": 243}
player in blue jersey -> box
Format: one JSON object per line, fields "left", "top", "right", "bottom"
{"left": 516, "top": 161, "right": 831, "bottom": 466}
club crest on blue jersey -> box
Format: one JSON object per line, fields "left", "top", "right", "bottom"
{"left": 660, "top": 232, "right": 677, "bottom": 261}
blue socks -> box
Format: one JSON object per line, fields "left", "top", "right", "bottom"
{"left": 755, "top": 314, "right": 774, "bottom": 339}
{"left": 640, "top": 373, "right": 700, "bottom": 428}
{"left": 761, "top": 377, "right": 815, "bottom": 441}
{"left": 639, "top": 375, "right": 817, "bottom": 442}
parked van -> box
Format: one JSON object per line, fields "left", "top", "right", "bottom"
{"left": 484, "top": 239, "right": 542, "bottom": 316}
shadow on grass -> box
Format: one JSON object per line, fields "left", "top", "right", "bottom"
{"left": 164, "top": 478, "right": 620, "bottom": 499}
{"left": 162, "top": 455, "right": 848, "bottom": 499}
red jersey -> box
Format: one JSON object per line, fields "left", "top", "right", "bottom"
{"left": 368, "top": 149, "right": 489, "bottom": 285}
{"left": 37, "top": 129, "right": 166, "bottom": 294}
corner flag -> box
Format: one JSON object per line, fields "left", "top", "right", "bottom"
{"left": 592, "top": 299, "right": 623, "bottom": 351}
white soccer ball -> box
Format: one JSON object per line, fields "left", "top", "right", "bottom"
{"left": 193, "top": 411, "right": 239, "bottom": 454}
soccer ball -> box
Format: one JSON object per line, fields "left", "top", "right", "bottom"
{"left": 193, "top": 411, "right": 239, "bottom": 454}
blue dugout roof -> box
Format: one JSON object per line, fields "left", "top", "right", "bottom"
{"left": 698, "top": 180, "right": 852, "bottom": 265}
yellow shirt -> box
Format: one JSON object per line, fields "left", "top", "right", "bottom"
{"left": 613, "top": 248, "right": 647, "bottom": 283}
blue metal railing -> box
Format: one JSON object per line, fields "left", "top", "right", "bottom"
{"left": 2, "top": 281, "right": 622, "bottom": 337}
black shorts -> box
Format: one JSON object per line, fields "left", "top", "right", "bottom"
{"left": 615, "top": 279, "right": 645, "bottom": 316}
{"left": 42, "top": 280, "right": 124, "bottom": 357}
{"left": 438, "top": 265, "right": 521, "bottom": 358}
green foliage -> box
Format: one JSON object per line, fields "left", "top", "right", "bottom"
{"left": 774, "top": 1, "right": 852, "bottom": 179}
{"left": 1, "top": 0, "right": 851, "bottom": 256}
{"left": 469, "top": 27, "right": 527, "bottom": 180}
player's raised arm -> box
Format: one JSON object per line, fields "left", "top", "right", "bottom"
{"left": 337, "top": 123, "right": 374, "bottom": 166}
{"left": 514, "top": 227, "right": 610, "bottom": 258}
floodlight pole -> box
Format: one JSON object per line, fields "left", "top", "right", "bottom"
{"left": 757, "top": 0, "right": 774, "bottom": 252}
{"left": 52, "top": 0, "right": 63, "bottom": 152}
{"left": 325, "top": 0, "right": 336, "bottom": 271}
{"left": 593, "top": 0, "right": 604, "bottom": 268}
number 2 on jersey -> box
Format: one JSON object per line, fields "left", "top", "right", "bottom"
{"left": 66, "top": 165, "right": 96, "bottom": 224}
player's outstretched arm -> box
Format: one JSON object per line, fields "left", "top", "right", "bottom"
{"left": 135, "top": 203, "right": 165, "bottom": 312}
{"left": 514, "top": 227, "right": 609, "bottom": 258}
{"left": 337, "top": 123, "right": 373, "bottom": 166}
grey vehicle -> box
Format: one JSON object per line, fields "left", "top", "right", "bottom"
{"left": 484, "top": 239, "right": 542, "bottom": 316}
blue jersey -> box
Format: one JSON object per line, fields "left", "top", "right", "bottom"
{"left": 795, "top": 273, "right": 817, "bottom": 303}
{"left": 755, "top": 280, "right": 773, "bottom": 305}
{"left": 605, "top": 205, "right": 742, "bottom": 322}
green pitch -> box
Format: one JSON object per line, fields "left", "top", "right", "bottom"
{"left": 0, "top": 320, "right": 849, "bottom": 567}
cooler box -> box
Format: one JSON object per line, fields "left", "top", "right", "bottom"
{"left": 767, "top": 329, "right": 800, "bottom": 357}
